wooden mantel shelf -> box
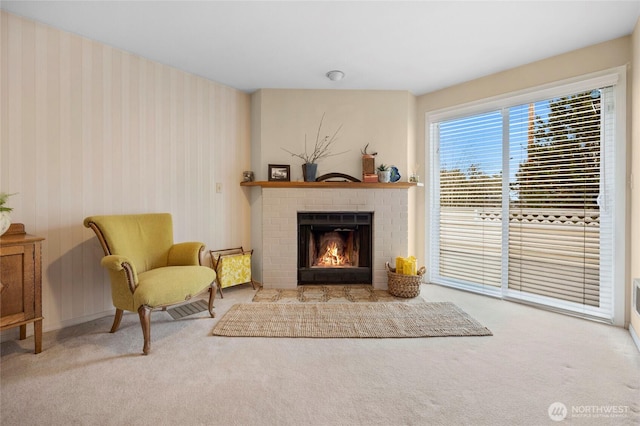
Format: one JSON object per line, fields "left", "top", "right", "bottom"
{"left": 240, "top": 181, "right": 423, "bottom": 189}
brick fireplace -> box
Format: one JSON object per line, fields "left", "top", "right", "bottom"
{"left": 298, "top": 211, "right": 373, "bottom": 284}
{"left": 259, "top": 185, "right": 412, "bottom": 289}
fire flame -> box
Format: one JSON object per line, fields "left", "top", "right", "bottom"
{"left": 318, "top": 241, "right": 348, "bottom": 266}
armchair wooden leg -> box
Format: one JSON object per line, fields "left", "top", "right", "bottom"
{"left": 218, "top": 285, "right": 224, "bottom": 298}
{"left": 208, "top": 283, "right": 216, "bottom": 318}
{"left": 110, "top": 309, "right": 124, "bottom": 333}
{"left": 138, "top": 305, "right": 152, "bottom": 355}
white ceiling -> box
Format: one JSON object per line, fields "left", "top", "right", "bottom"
{"left": 3, "top": 1, "right": 640, "bottom": 95}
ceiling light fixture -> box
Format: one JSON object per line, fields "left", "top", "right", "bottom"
{"left": 326, "top": 70, "right": 345, "bottom": 81}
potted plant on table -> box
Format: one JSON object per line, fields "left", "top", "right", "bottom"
{"left": 0, "top": 192, "right": 15, "bottom": 236}
{"left": 282, "top": 113, "right": 347, "bottom": 182}
{"left": 377, "top": 164, "right": 391, "bottom": 183}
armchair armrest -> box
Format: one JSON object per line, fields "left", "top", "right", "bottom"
{"left": 168, "top": 242, "right": 205, "bottom": 266}
{"left": 101, "top": 255, "right": 137, "bottom": 274}
{"left": 100, "top": 255, "right": 138, "bottom": 294}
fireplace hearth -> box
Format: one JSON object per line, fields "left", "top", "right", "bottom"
{"left": 298, "top": 212, "right": 373, "bottom": 284}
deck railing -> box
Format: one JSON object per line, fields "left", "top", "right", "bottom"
{"left": 438, "top": 207, "right": 600, "bottom": 306}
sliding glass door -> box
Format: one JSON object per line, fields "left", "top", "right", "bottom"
{"left": 430, "top": 77, "right": 621, "bottom": 321}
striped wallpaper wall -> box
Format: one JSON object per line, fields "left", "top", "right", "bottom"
{"left": 1, "top": 11, "right": 251, "bottom": 333}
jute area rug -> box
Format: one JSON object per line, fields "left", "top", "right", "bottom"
{"left": 212, "top": 302, "right": 492, "bottom": 338}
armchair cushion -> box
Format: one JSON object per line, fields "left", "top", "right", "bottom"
{"left": 135, "top": 266, "right": 216, "bottom": 308}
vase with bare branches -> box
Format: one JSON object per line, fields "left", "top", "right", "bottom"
{"left": 282, "top": 113, "right": 348, "bottom": 181}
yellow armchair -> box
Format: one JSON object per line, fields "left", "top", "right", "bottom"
{"left": 84, "top": 213, "right": 217, "bottom": 355}
{"left": 210, "top": 247, "right": 256, "bottom": 297}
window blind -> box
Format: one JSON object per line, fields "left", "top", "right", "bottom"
{"left": 433, "top": 111, "right": 503, "bottom": 290}
{"left": 507, "top": 91, "right": 606, "bottom": 308}
{"left": 430, "top": 82, "right": 618, "bottom": 321}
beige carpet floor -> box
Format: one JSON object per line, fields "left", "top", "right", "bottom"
{"left": 213, "top": 301, "right": 493, "bottom": 338}
{"left": 1, "top": 284, "right": 638, "bottom": 425}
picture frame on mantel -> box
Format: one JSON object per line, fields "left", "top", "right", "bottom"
{"left": 268, "top": 164, "right": 290, "bottom": 182}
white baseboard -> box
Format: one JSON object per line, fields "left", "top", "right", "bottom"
{"left": 0, "top": 309, "right": 115, "bottom": 342}
{"left": 630, "top": 323, "right": 640, "bottom": 353}
{"left": 50, "top": 309, "right": 116, "bottom": 332}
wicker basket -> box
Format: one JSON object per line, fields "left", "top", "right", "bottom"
{"left": 386, "top": 262, "right": 426, "bottom": 298}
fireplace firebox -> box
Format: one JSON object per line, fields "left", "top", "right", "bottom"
{"left": 298, "top": 212, "right": 373, "bottom": 284}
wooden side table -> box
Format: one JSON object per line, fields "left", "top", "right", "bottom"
{"left": 0, "top": 223, "right": 45, "bottom": 354}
